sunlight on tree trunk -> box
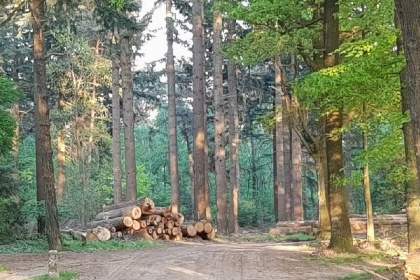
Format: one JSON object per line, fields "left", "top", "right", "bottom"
{"left": 274, "top": 57, "right": 287, "bottom": 222}
{"left": 227, "top": 20, "right": 240, "bottom": 234}
{"left": 121, "top": 34, "right": 137, "bottom": 201}
{"left": 166, "top": 0, "right": 180, "bottom": 214}
{"left": 292, "top": 129, "right": 303, "bottom": 220}
{"left": 213, "top": 0, "right": 228, "bottom": 233}
{"left": 30, "top": 0, "right": 62, "bottom": 250}
{"left": 112, "top": 53, "right": 122, "bottom": 204}
{"left": 192, "top": 0, "right": 207, "bottom": 220}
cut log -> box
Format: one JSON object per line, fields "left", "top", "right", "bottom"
{"left": 202, "top": 221, "right": 212, "bottom": 234}
{"left": 171, "top": 226, "right": 180, "bottom": 236}
{"left": 155, "top": 227, "right": 163, "bottom": 235}
{"left": 95, "top": 206, "right": 142, "bottom": 221}
{"left": 153, "top": 215, "right": 162, "bottom": 223}
{"left": 181, "top": 225, "right": 197, "bottom": 237}
{"left": 93, "top": 227, "right": 111, "bottom": 241}
{"left": 60, "top": 229, "right": 87, "bottom": 243}
{"left": 269, "top": 226, "right": 313, "bottom": 236}
{"left": 276, "top": 220, "right": 318, "bottom": 228}
{"left": 139, "top": 220, "right": 147, "bottom": 229}
{"left": 157, "top": 222, "right": 165, "bottom": 230}
{"left": 151, "top": 231, "right": 158, "bottom": 239}
{"left": 132, "top": 220, "right": 141, "bottom": 231}
{"left": 111, "top": 231, "right": 123, "bottom": 239}
{"left": 143, "top": 206, "right": 171, "bottom": 216}
{"left": 177, "top": 213, "right": 185, "bottom": 225}
{"left": 201, "top": 229, "right": 215, "bottom": 240}
{"left": 194, "top": 221, "right": 204, "bottom": 233}
{"left": 102, "top": 200, "right": 142, "bottom": 212}
{"left": 134, "top": 229, "right": 153, "bottom": 240}
{"left": 87, "top": 217, "right": 126, "bottom": 230}
{"left": 165, "top": 228, "right": 172, "bottom": 235}
{"left": 165, "top": 220, "right": 174, "bottom": 229}
{"left": 123, "top": 217, "right": 134, "bottom": 228}
{"left": 160, "top": 234, "right": 170, "bottom": 240}
{"left": 86, "top": 230, "right": 98, "bottom": 242}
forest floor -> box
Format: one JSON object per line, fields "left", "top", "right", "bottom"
{"left": 0, "top": 237, "right": 404, "bottom": 280}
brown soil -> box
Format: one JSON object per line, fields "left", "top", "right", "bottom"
{"left": 0, "top": 241, "right": 389, "bottom": 280}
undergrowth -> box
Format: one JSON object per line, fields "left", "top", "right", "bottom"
{"left": 32, "top": 271, "right": 78, "bottom": 280}
{"left": 0, "top": 236, "right": 163, "bottom": 254}
{"left": 334, "top": 267, "right": 393, "bottom": 280}
{"left": 314, "top": 252, "right": 390, "bottom": 265}
{"left": 238, "top": 233, "right": 316, "bottom": 243}
{"left": 0, "top": 265, "right": 8, "bottom": 272}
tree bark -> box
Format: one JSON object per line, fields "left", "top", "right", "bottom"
{"left": 213, "top": 1, "right": 228, "bottom": 233}
{"left": 12, "top": 102, "right": 20, "bottom": 197}
{"left": 292, "top": 129, "right": 303, "bottom": 220}
{"left": 274, "top": 57, "right": 287, "bottom": 222}
{"left": 324, "top": 0, "right": 353, "bottom": 252}
{"left": 192, "top": 0, "right": 206, "bottom": 220}
{"left": 112, "top": 53, "right": 123, "bottom": 204}
{"left": 343, "top": 131, "right": 353, "bottom": 213}
{"left": 166, "top": 0, "right": 180, "bottom": 214}
{"left": 30, "top": 0, "right": 62, "bottom": 250}
{"left": 120, "top": 34, "right": 137, "bottom": 201}
{"left": 394, "top": 4, "right": 420, "bottom": 276}
{"left": 315, "top": 145, "right": 331, "bottom": 239}
{"left": 362, "top": 105, "right": 374, "bottom": 242}
{"left": 57, "top": 129, "right": 66, "bottom": 202}
{"left": 227, "top": 20, "right": 240, "bottom": 234}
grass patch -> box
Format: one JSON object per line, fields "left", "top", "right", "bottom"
{"left": 0, "top": 265, "right": 9, "bottom": 272}
{"left": 334, "top": 267, "right": 394, "bottom": 280}
{"left": 314, "top": 252, "right": 390, "bottom": 265}
{"left": 238, "top": 233, "right": 316, "bottom": 243}
{"left": 0, "top": 236, "right": 163, "bottom": 254}
{"left": 32, "top": 271, "right": 78, "bottom": 280}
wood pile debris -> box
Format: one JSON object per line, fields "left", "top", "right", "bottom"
{"left": 269, "top": 214, "right": 408, "bottom": 237}
{"left": 76, "top": 198, "right": 215, "bottom": 242}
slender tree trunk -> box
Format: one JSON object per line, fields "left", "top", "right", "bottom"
{"left": 87, "top": 38, "right": 100, "bottom": 183}
{"left": 12, "top": 102, "right": 20, "bottom": 191}
{"left": 213, "top": 0, "right": 228, "bottom": 234}
{"left": 274, "top": 57, "right": 287, "bottom": 222}
{"left": 30, "top": 0, "right": 62, "bottom": 250}
{"left": 192, "top": 0, "right": 206, "bottom": 220}
{"left": 362, "top": 128, "right": 374, "bottom": 242}
{"left": 394, "top": 4, "right": 420, "bottom": 278}
{"left": 282, "top": 68, "right": 293, "bottom": 221}
{"left": 292, "top": 129, "right": 303, "bottom": 220}
{"left": 112, "top": 54, "right": 123, "bottom": 204}
{"left": 227, "top": 21, "right": 240, "bottom": 234}
{"left": 56, "top": 129, "right": 66, "bottom": 201}
{"left": 343, "top": 132, "right": 353, "bottom": 213}
{"left": 120, "top": 34, "right": 137, "bottom": 201}
{"left": 166, "top": 0, "right": 180, "bottom": 214}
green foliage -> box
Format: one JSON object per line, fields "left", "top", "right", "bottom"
{"left": 0, "top": 265, "right": 8, "bottom": 272}
{"left": 0, "top": 236, "right": 160, "bottom": 254}
{"left": 0, "top": 76, "right": 20, "bottom": 156}
{"left": 32, "top": 271, "right": 78, "bottom": 280}
{"left": 239, "top": 233, "right": 315, "bottom": 243}
{"left": 314, "top": 252, "right": 390, "bottom": 265}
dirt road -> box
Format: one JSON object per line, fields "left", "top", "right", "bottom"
{"left": 0, "top": 241, "right": 373, "bottom": 280}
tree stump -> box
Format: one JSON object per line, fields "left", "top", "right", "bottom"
{"left": 48, "top": 250, "right": 59, "bottom": 278}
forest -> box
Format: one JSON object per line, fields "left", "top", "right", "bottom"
{"left": 0, "top": 0, "right": 420, "bottom": 279}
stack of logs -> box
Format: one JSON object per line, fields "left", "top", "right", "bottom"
{"left": 84, "top": 198, "right": 215, "bottom": 241}
{"left": 269, "top": 214, "right": 408, "bottom": 237}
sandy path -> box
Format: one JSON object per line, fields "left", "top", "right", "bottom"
{"left": 0, "top": 241, "right": 366, "bottom": 280}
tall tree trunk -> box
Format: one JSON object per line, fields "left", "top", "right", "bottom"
{"left": 324, "top": 0, "right": 353, "bottom": 252}
{"left": 120, "top": 34, "right": 137, "bottom": 201}
{"left": 282, "top": 67, "right": 293, "bottom": 221}
{"left": 394, "top": 3, "right": 420, "bottom": 278}
{"left": 87, "top": 38, "right": 100, "bottom": 183}
{"left": 227, "top": 20, "right": 240, "bottom": 234}
{"left": 274, "top": 57, "right": 287, "bottom": 222}
{"left": 292, "top": 129, "right": 303, "bottom": 220}
{"left": 56, "top": 129, "right": 66, "bottom": 201}
{"left": 30, "top": 0, "right": 62, "bottom": 250}
{"left": 112, "top": 54, "right": 122, "bottom": 204}
{"left": 166, "top": 0, "right": 180, "bottom": 214}
{"left": 213, "top": 0, "right": 228, "bottom": 234}
{"left": 343, "top": 132, "right": 353, "bottom": 213}
{"left": 192, "top": 0, "right": 206, "bottom": 220}
{"left": 12, "top": 102, "right": 20, "bottom": 192}
{"left": 362, "top": 129, "right": 374, "bottom": 242}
